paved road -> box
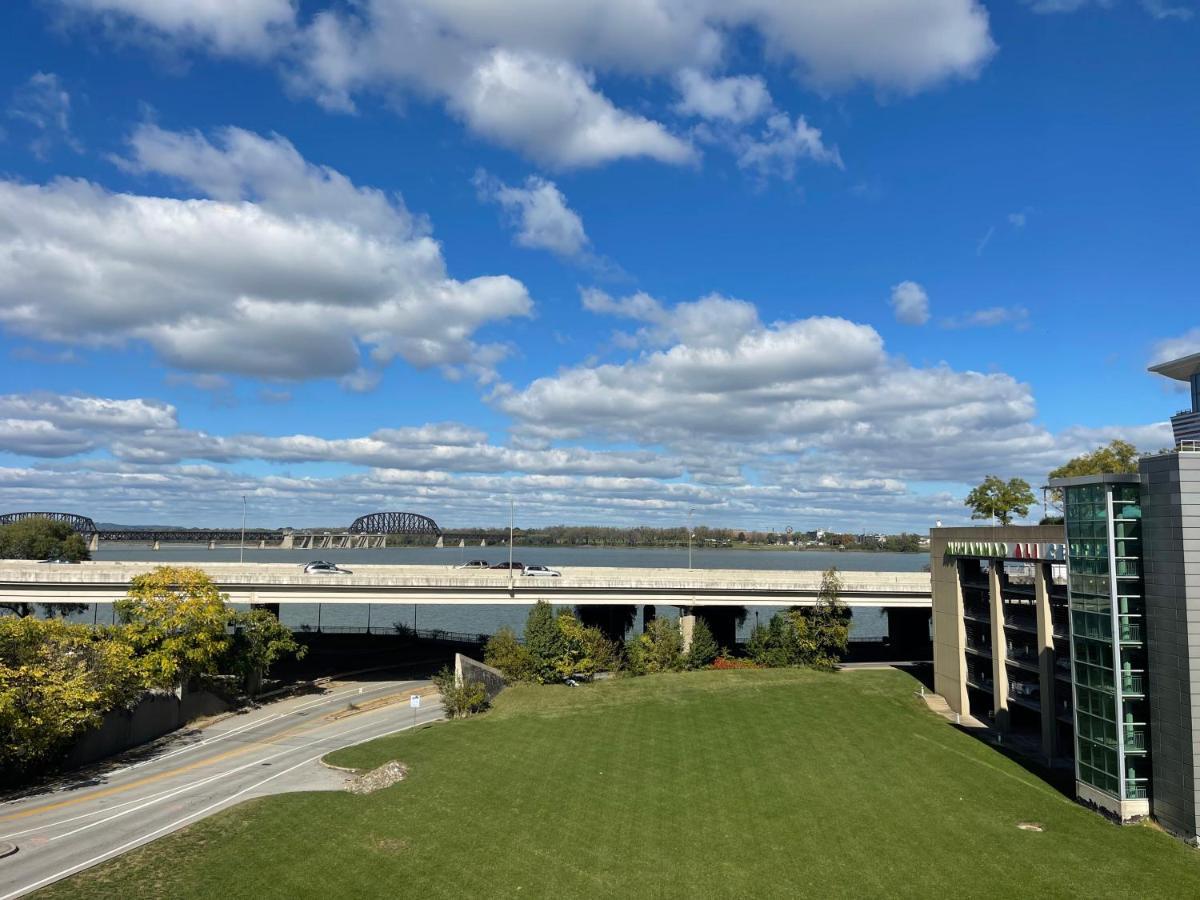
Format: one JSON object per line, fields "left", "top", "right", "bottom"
{"left": 0, "top": 674, "right": 442, "bottom": 899}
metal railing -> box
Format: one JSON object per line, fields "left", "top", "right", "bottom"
{"left": 294, "top": 624, "right": 489, "bottom": 643}
{"left": 1180, "top": 440, "right": 1200, "bottom": 453}
{"left": 1124, "top": 729, "right": 1147, "bottom": 752}
{"left": 1118, "top": 621, "right": 1144, "bottom": 642}
{"left": 1122, "top": 672, "right": 1145, "bottom": 695}
{"left": 1125, "top": 782, "right": 1150, "bottom": 800}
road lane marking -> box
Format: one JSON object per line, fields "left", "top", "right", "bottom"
{"left": 0, "top": 681, "right": 424, "bottom": 825}
{"left": 0, "top": 708, "right": 443, "bottom": 900}
{"left": 105, "top": 683, "right": 411, "bottom": 776}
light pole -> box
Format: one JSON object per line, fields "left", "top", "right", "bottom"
{"left": 688, "top": 506, "right": 695, "bottom": 570}
{"left": 508, "top": 498, "right": 515, "bottom": 588}
{"left": 239, "top": 495, "right": 247, "bottom": 565}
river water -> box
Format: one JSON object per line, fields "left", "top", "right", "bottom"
{"left": 82, "top": 545, "right": 930, "bottom": 642}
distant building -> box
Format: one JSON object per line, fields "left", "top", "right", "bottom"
{"left": 931, "top": 351, "right": 1200, "bottom": 843}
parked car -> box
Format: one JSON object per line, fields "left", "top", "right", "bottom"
{"left": 455, "top": 559, "right": 491, "bottom": 569}
{"left": 39, "top": 557, "right": 80, "bottom": 564}
{"left": 523, "top": 565, "right": 561, "bottom": 577}
{"left": 489, "top": 561, "right": 525, "bottom": 571}
{"left": 303, "top": 560, "right": 351, "bottom": 574}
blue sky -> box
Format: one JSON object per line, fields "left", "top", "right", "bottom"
{"left": 0, "top": 0, "right": 1195, "bottom": 530}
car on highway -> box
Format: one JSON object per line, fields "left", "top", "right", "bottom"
{"left": 455, "top": 559, "right": 491, "bottom": 569}
{"left": 38, "top": 557, "right": 80, "bottom": 564}
{"left": 489, "top": 561, "right": 525, "bottom": 571}
{"left": 523, "top": 565, "right": 561, "bottom": 577}
{"left": 303, "top": 560, "right": 352, "bottom": 574}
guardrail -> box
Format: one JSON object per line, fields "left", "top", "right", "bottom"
{"left": 295, "top": 624, "right": 489, "bottom": 643}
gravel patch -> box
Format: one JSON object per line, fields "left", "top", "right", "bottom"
{"left": 346, "top": 761, "right": 408, "bottom": 795}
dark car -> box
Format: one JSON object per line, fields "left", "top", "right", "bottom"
{"left": 489, "top": 561, "right": 525, "bottom": 571}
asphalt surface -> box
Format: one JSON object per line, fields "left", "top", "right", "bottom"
{"left": 0, "top": 674, "right": 442, "bottom": 899}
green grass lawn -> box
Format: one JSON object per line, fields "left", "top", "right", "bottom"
{"left": 42, "top": 668, "right": 1200, "bottom": 899}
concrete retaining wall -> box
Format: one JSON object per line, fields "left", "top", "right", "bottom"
{"left": 454, "top": 653, "right": 506, "bottom": 700}
{"left": 65, "top": 689, "right": 229, "bottom": 769}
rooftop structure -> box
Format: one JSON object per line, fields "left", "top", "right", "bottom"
{"left": 1149, "top": 351, "right": 1200, "bottom": 445}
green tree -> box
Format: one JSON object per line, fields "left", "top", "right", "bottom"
{"left": 483, "top": 626, "right": 534, "bottom": 682}
{"left": 746, "top": 610, "right": 815, "bottom": 668}
{"left": 807, "top": 567, "right": 851, "bottom": 670}
{"left": 224, "top": 609, "right": 306, "bottom": 695}
{"left": 1047, "top": 439, "right": 1140, "bottom": 506}
{"left": 523, "top": 600, "right": 564, "bottom": 684}
{"left": 0, "top": 617, "right": 142, "bottom": 777}
{"left": 554, "top": 612, "right": 619, "bottom": 680}
{"left": 685, "top": 617, "right": 719, "bottom": 669}
{"left": 626, "top": 617, "right": 683, "bottom": 675}
{"left": 0, "top": 517, "right": 91, "bottom": 618}
{"left": 116, "top": 566, "right": 232, "bottom": 690}
{"left": 964, "top": 475, "right": 1035, "bottom": 526}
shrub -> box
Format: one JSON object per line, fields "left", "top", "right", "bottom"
{"left": 554, "top": 613, "right": 620, "bottom": 680}
{"left": 626, "top": 617, "right": 683, "bottom": 676}
{"left": 711, "top": 654, "right": 760, "bottom": 670}
{"left": 685, "top": 617, "right": 719, "bottom": 669}
{"left": 524, "top": 601, "right": 564, "bottom": 684}
{"left": 484, "top": 626, "right": 534, "bottom": 682}
{"left": 432, "top": 666, "right": 488, "bottom": 719}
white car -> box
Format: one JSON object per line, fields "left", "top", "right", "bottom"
{"left": 523, "top": 565, "right": 561, "bottom": 577}
{"left": 303, "top": 560, "right": 351, "bottom": 574}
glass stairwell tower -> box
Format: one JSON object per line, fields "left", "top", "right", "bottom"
{"left": 1053, "top": 474, "right": 1151, "bottom": 820}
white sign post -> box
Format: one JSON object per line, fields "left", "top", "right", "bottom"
{"left": 410, "top": 693, "right": 420, "bottom": 729}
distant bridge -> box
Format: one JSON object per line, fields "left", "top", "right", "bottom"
{"left": 0, "top": 510, "right": 484, "bottom": 550}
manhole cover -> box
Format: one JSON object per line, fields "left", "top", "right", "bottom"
{"left": 0, "top": 841, "right": 18, "bottom": 859}
{"left": 1016, "top": 822, "right": 1044, "bottom": 832}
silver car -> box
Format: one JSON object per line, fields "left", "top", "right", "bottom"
{"left": 523, "top": 565, "right": 561, "bottom": 577}
{"left": 455, "top": 559, "right": 491, "bottom": 569}
{"left": 303, "top": 560, "right": 351, "bottom": 574}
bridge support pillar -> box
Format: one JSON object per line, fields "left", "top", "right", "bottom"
{"left": 280, "top": 533, "right": 294, "bottom": 549}
{"left": 152, "top": 540, "right": 160, "bottom": 551}
{"left": 208, "top": 540, "right": 216, "bottom": 550}
{"left": 679, "top": 613, "right": 696, "bottom": 654}
{"left": 886, "top": 607, "right": 932, "bottom": 661}
{"left": 259, "top": 540, "right": 266, "bottom": 549}
{"left": 436, "top": 536, "right": 444, "bottom": 548}
{"left": 88, "top": 533, "right": 99, "bottom": 553}
{"left": 642, "top": 605, "right": 656, "bottom": 632}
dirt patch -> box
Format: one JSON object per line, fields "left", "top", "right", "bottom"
{"left": 371, "top": 837, "right": 410, "bottom": 853}
{"left": 345, "top": 760, "right": 408, "bottom": 794}
{"left": 1016, "top": 822, "right": 1045, "bottom": 832}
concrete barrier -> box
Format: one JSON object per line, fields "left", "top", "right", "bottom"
{"left": 454, "top": 653, "right": 506, "bottom": 701}
{"left": 64, "top": 689, "right": 229, "bottom": 769}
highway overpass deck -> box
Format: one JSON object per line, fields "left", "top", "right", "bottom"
{"left": 0, "top": 562, "right": 932, "bottom": 608}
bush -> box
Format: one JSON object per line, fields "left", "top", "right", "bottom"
{"left": 711, "top": 654, "right": 760, "bottom": 670}
{"left": 0, "top": 617, "right": 143, "bottom": 779}
{"left": 432, "top": 666, "right": 488, "bottom": 719}
{"left": 554, "top": 613, "right": 620, "bottom": 680}
{"left": 484, "top": 626, "right": 534, "bottom": 682}
{"left": 524, "top": 601, "right": 565, "bottom": 684}
{"left": 685, "top": 617, "right": 719, "bottom": 669}
{"left": 626, "top": 617, "right": 683, "bottom": 676}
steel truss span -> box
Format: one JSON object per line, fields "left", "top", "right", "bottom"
{"left": 349, "top": 512, "right": 442, "bottom": 536}
{"left": 0, "top": 511, "right": 98, "bottom": 533}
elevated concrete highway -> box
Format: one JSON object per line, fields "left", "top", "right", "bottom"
{"left": 0, "top": 561, "right": 932, "bottom": 608}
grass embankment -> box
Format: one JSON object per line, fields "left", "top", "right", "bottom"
{"left": 42, "top": 669, "right": 1200, "bottom": 899}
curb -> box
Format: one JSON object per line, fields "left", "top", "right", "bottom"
{"left": 0, "top": 841, "right": 17, "bottom": 858}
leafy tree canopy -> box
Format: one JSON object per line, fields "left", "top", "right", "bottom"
{"left": 964, "top": 475, "right": 1036, "bottom": 526}
{"left": 1047, "top": 439, "right": 1140, "bottom": 504}
{"left": 0, "top": 617, "right": 142, "bottom": 775}
{"left": 116, "top": 566, "right": 232, "bottom": 689}
{"left": 686, "top": 617, "right": 719, "bottom": 669}
{"left": 626, "top": 617, "right": 683, "bottom": 675}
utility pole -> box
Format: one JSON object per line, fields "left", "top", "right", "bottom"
{"left": 509, "top": 498, "right": 514, "bottom": 589}
{"left": 240, "top": 495, "right": 247, "bottom": 565}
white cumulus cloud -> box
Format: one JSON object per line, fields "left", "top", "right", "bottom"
{"left": 475, "top": 171, "right": 589, "bottom": 258}
{"left": 890, "top": 281, "right": 931, "bottom": 326}
{"left": 0, "top": 125, "right": 533, "bottom": 385}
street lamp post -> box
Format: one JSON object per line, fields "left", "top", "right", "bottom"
{"left": 688, "top": 507, "right": 695, "bottom": 571}
{"left": 509, "top": 498, "right": 515, "bottom": 589}
{"left": 239, "top": 495, "right": 247, "bottom": 565}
